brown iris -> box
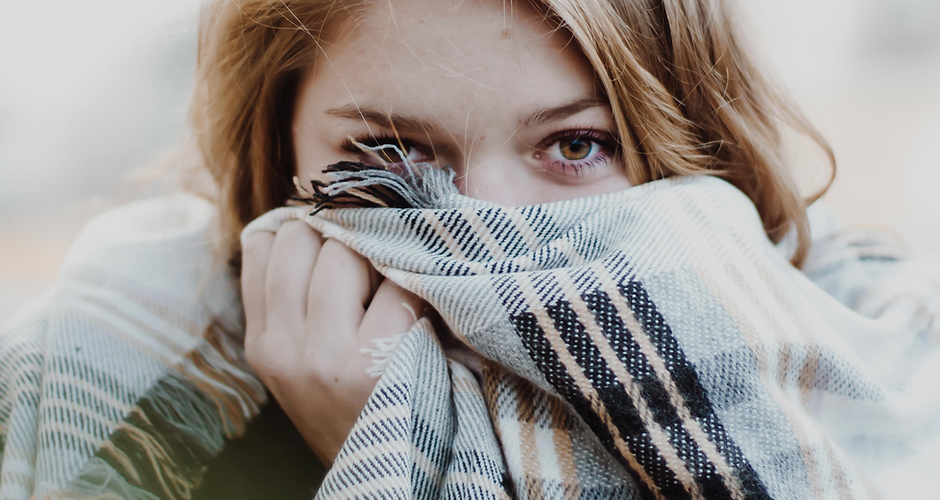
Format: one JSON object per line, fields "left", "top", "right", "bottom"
{"left": 559, "top": 138, "right": 592, "bottom": 161}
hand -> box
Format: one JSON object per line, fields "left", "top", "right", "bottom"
{"left": 241, "top": 220, "right": 422, "bottom": 465}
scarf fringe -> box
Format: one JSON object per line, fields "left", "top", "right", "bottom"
{"left": 296, "top": 143, "right": 458, "bottom": 211}
{"left": 59, "top": 324, "right": 266, "bottom": 500}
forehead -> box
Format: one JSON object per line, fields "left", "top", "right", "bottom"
{"left": 308, "top": 0, "right": 598, "bottom": 122}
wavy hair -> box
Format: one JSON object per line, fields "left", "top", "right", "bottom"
{"left": 190, "top": 0, "right": 834, "bottom": 268}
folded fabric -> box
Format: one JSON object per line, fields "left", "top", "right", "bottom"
{"left": 240, "top": 164, "right": 940, "bottom": 500}
{"left": 0, "top": 195, "right": 267, "bottom": 500}
{"left": 2, "top": 166, "right": 938, "bottom": 499}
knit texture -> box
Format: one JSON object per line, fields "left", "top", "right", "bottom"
{"left": 2, "top": 169, "right": 938, "bottom": 499}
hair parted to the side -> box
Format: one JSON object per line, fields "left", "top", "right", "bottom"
{"left": 190, "top": 0, "right": 834, "bottom": 270}
{"left": 189, "top": 0, "right": 369, "bottom": 270}
{"left": 538, "top": 0, "right": 835, "bottom": 267}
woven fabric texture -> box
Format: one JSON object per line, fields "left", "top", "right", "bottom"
{"left": 2, "top": 175, "right": 939, "bottom": 499}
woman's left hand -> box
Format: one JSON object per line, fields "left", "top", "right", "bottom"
{"left": 240, "top": 220, "right": 422, "bottom": 465}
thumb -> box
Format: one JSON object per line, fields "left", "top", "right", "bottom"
{"left": 356, "top": 280, "right": 424, "bottom": 378}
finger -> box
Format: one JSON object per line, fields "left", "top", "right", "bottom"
{"left": 241, "top": 230, "right": 275, "bottom": 342}
{"left": 307, "top": 239, "right": 377, "bottom": 338}
{"left": 265, "top": 221, "right": 323, "bottom": 331}
{"left": 358, "top": 280, "right": 423, "bottom": 343}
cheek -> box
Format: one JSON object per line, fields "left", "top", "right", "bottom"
{"left": 459, "top": 156, "right": 634, "bottom": 206}
{"left": 291, "top": 124, "right": 344, "bottom": 181}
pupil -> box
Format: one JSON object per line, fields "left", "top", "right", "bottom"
{"left": 379, "top": 147, "right": 406, "bottom": 163}
{"left": 560, "top": 139, "right": 591, "bottom": 161}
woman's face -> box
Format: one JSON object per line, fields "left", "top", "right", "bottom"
{"left": 292, "top": 0, "right": 633, "bottom": 206}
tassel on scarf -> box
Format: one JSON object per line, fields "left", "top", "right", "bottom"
{"left": 60, "top": 325, "right": 266, "bottom": 500}
{"left": 294, "top": 143, "right": 459, "bottom": 212}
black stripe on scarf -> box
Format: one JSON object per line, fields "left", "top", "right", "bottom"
{"left": 499, "top": 277, "right": 680, "bottom": 500}
{"left": 615, "top": 279, "right": 772, "bottom": 500}
{"left": 501, "top": 272, "right": 773, "bottom": 500}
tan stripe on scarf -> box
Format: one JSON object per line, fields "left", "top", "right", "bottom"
{"left": 515, "top": 375, "right": 547, "bottom": 500}
{"left": 546, "top": 396, "right": 582, "bottom": 500}
{"left": 515, "top": 274, "right": 667, "bottom": 500}
{"left": 551, "top": 270, "right": 707, "bottom": 500}
{"left": 586, "top": 266, "right": 745, "bottom": 500}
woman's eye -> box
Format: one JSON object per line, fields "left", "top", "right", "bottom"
{"left": 557, "top": 138, "right": 595, "bottom": 161}
{"left": 375, "top": 143, "right": 422, "bottom": 164}
{"left": 536, "top": 130, "right": 615, "bottom": 176}
{"left": 344, "top": 137, "right": 430, "bottom": 166}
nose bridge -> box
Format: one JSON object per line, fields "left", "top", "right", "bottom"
{"left": 456, "top": 144, "right": 529, "bottom": 203}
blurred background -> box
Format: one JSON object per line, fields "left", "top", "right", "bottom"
{"left": 1, "top": 0, "right": 938, "bottom": 318}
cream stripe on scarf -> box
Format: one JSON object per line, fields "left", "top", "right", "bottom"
{"left": 548, "top": 238, "right": 587, "bottom": 267}
{"left": 461, "top": 208, "right": 507, "bottom": 261}
{"left": 57, "top": 300, "right": 185, "bottom": 366}
{"left": 47, "top": 373, "right": 133, "bottom": 415}
{"left": 586, "top": 266, "right": 746, "bottom": 500}
{"left": 413, "top": 444, "right": 444, "bottom": 485}
{"left": 481, "top": 370, "right": 521, "bottom": 485}
{"left": 515, "top": 274, "right": 667, "bottom": 500}
{"left": 823, "top": 440, "right": 854, "bottom": 500}
{"left": 422, "top": 211, "right": 488, "bottom": 274}
{"left": 329, "top": 436, "right": 410, "bottom": 477}
{"left": 551, "top": 270, "right": 706, "bottom": 500}
{"left": 500, "top": 207, "right": 542, "bottom": 253}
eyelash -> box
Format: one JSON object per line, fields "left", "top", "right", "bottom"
{"left": 341, "top": 136, "right": 428, "bottom": 164}
{"left": 534, "top": 128, "right": 617, "bottom": 177}
{"left": 341, "top": 129, "right": 618, "bottom": 176}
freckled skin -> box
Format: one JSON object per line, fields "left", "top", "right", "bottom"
{"left": 292, "top": 0, "right": 635, "bottom": 207}
{"left": 245, "top": 0, "right": 640, "bottom": 467}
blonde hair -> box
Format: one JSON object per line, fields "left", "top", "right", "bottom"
{"left": 191, "top": 0, "right": 834, "bottom": 268}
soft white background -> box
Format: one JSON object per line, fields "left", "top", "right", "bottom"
{"left": 1, "top": 0, "right": 939, "bottom": 318}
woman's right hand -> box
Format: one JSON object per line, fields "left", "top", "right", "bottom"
{"left": 240, "top": 220, "right": 422, "bottom": 466}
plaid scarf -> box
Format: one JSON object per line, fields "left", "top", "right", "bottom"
{"left": 2, "top": 162, "right": 939, "bottom": 499}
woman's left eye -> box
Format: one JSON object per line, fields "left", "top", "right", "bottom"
{"left": 556, "top": 137, "right": 598, "bottom": 161}
{"left": 373, "top": 142, "right": 424, "bottom": 164}
{"left": 536, "top": 130, "right": 615, "bottom": 176}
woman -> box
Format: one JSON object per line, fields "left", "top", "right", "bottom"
{"left": 3, "top": 0, "right": 937, "bottom": 498}
{"left": 212, "top": 0, "right": 827, "bottom": 468}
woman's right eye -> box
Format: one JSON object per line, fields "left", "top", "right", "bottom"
{"left": 343, "top": 137, "right": 430, "bottom": 166}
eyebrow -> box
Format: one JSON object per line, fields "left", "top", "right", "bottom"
{"left": 520, "top": 96, "right": 607, "bottom": 126}
{"left": 324, "top": 95, "right": 607, "bottom": 131}
{"left": 325, "top": 105, "right": 433, "bottom": 132}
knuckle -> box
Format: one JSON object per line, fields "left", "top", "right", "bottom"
{"left": 241, "top": 235, "right": 274, "bottom": 276}
{"left": 245, "top": 335, "right": 290, "bottom": 378}
{"left": 242, "top": 232, "right": 273, "bottom": 257}
{"left": 278, "top": 220, "right": 313, "bottom": 241}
